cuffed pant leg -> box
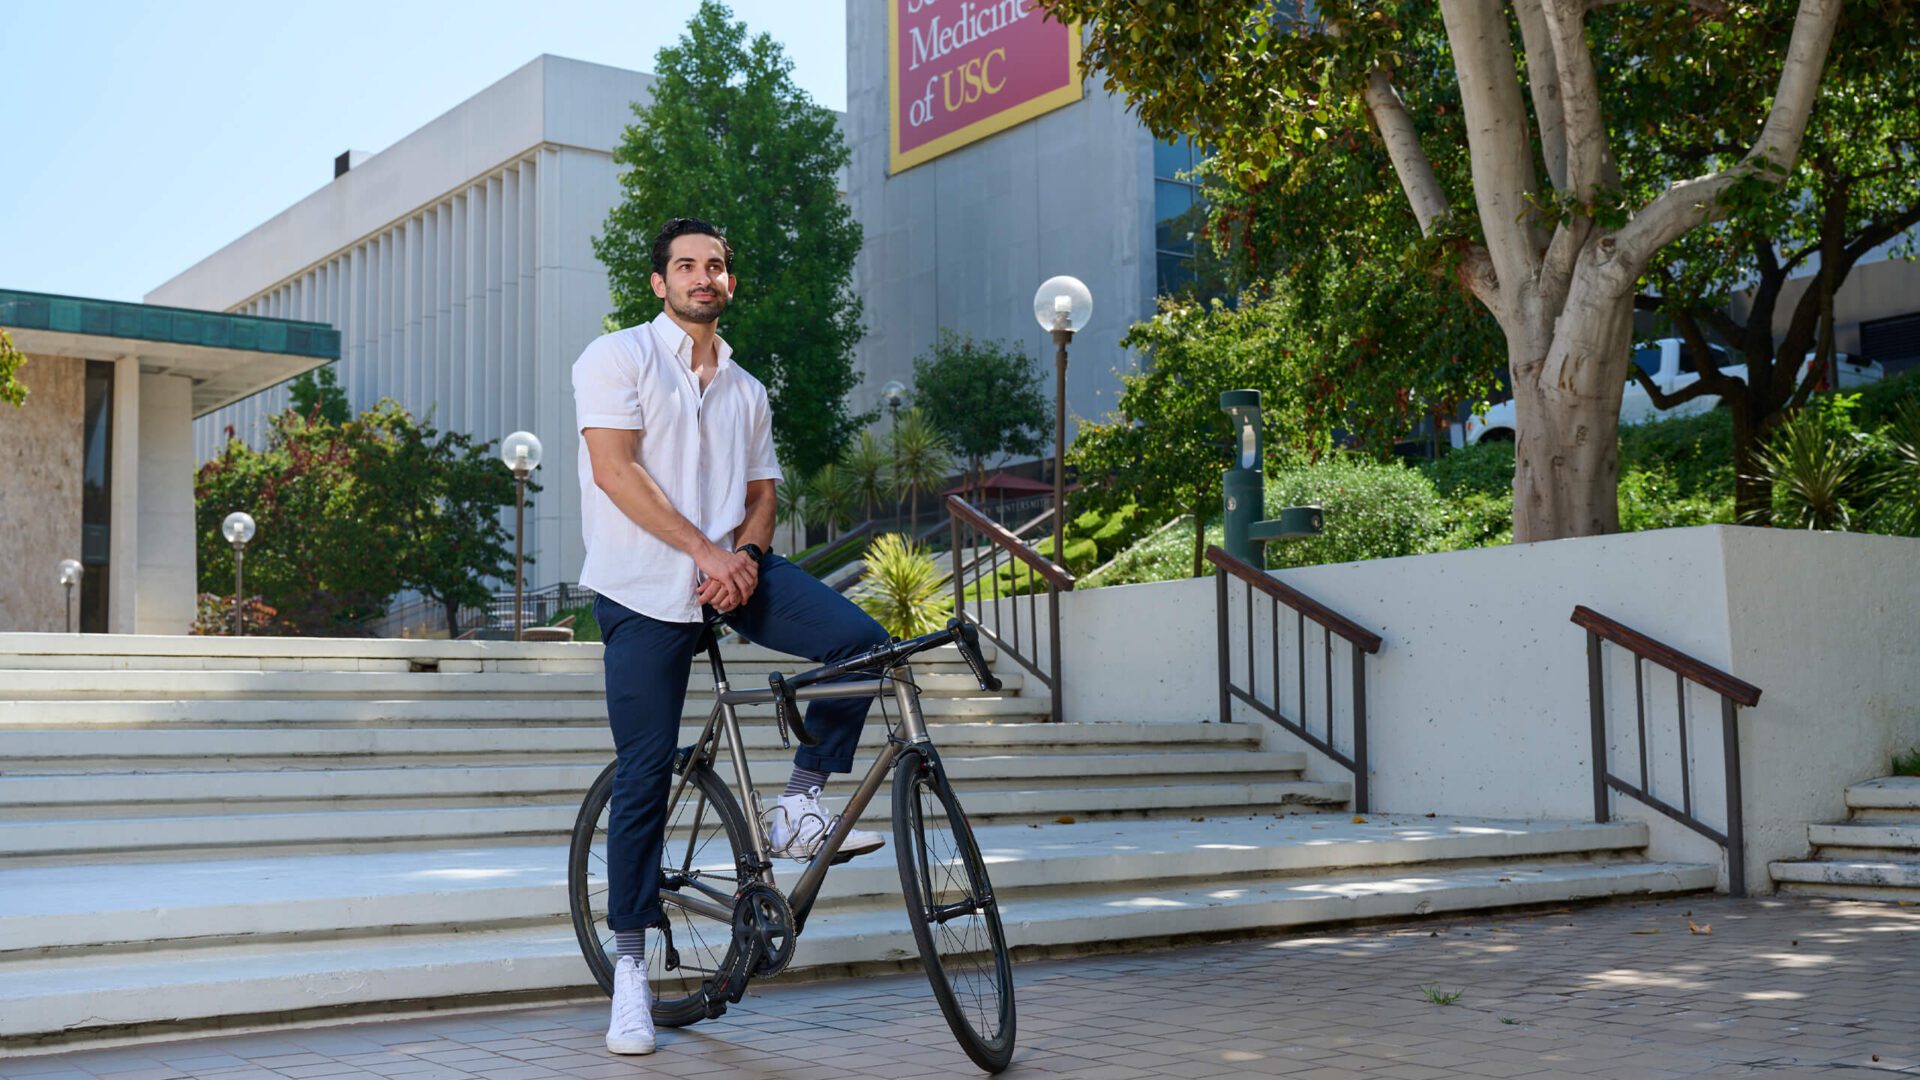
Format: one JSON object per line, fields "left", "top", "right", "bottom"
{"left": 596, "top": 595, "right": 704, "bottom": 933}
{"left": 723, "top": 555, "right": 891, "bottom": 774}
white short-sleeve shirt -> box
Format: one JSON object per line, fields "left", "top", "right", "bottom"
{"left": 573, "top": 311, "right": 782, "bottom": 623}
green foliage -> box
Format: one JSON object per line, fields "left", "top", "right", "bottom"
{"left": 910, "top": 330, "right": 1050, "bottom": 488}
{"left": 1867, "top": 402, "right": 1920, "bottom": 537}
{"left": 1745, "top": 404, "right": 1873, "bottom": 531}
{"left": 1420, "top": 441, "right": 1515, "bottom": 499}
{"left": 1618, "top": 409, "right": 1735, "bottom": 503}
{"left": 804, "top": 464, "right": 859, "bottom": 536}
{"left": 1894, "top": 746, "right": 1920, "bottom": 777}
{"left": 0, "top": 328, "right": 27, "bottom": 407}
{"left": 1618, "top": 467, "right": 1735, "bottom": 533}
{"left": 287, "top": 364, "right": 350, "bottom": 425}
{"left": 189, "top": 593, "right": 278, "bottom": 636}
{"left": 886, "top": 408, "right": 954, "bottom": 526}
{"left": 840, "top": 431, "right": 890, "bottom": 522}
{"left": 195, "top": 403, "right": 524, "bottom": 635}
{"left": 1262, "top": 455, "right": 1445, "bottom": 569}
{"left": 1859, "top": 368, "right": 1920, "bottom": 432}
{"left": 550, "top": 603, "right": 601, "bottom": 643}
{"left": 858, "top": 533, "right": 952, "bottom": 638}
{"left": 593, "top": 0, "right": 864, "bottom": 475}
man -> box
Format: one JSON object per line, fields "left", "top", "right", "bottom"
{"left": 573, "top": 217, "right": 891, "bottom": 1056}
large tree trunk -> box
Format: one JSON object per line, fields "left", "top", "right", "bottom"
{"left": 1730, "top": 401, "right": 1770, "bottom": 525}
{"left": 444, "top": 597, "right": 462, "bottom": 639}
{"left": 1191, "top": 512, "right": 1207, "bottom": 579}
{"left": 1509, "top": 274, "right": 1633, "bottom": 541}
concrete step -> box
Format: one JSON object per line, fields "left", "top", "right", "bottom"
{"left": 1808, "top": 821, "right": 1920, "bottom": 857}
{"left": 0, "top": 860, "right": 1711, "bottom": 1046}
{"left": 1846, "top": 776, "right": 1920, "bottom": 817}
{"left": 0, "top": 692, "right": 1052, "bottom": 727}
{"left": 0, "top": 752, "right": 1311, "bottom": 813}
{"left": 1769, "top": 857, "right": 1920, "bottom": 902}
{"left": 0, "top": 721, "right": 1258, "bottom": 766}
{"left": 0, "top": 816, "right": 1656, "bottom": 955}
{"left": 0, "top": 667, "right": 1021, "bottom": 701}
{"left": 0, "top": 777, "right": 1349, "bottom": 860}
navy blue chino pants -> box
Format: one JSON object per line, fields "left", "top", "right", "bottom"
{"left": 594, "top": 554, "right": 890, "bottom": 932}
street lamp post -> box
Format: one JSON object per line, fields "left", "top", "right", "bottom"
{"left": 221, "top": 512, "right": 257, "bottom": 636}
{"left": 501, "top": 431, "right": 544, "bottom": 641}
{"left": 58, "top": 559, "right": 82, "bottom": 633}
{"left": 1031, "top": 276, "right": 1092, "bottom": 567}
{"left": 882, "top": 380, "right": 907, "bottom": 433}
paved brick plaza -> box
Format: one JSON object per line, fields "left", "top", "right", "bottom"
{"left": 5, "top": 897, "right": 1915, "bottom": 1079}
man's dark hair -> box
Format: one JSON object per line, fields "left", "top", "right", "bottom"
{"left": 651, "top": 217, "right": 734, "bottom": 277}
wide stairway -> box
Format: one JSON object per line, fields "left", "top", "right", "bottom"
{"left": 0, "top": 633, "right": 1712, "bottom": 1050}
{"left": 1771, "top": 776, "right": 1920, "bottom": 901}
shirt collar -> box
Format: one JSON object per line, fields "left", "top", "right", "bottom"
{"left": 649, "top": 310, "right": 734, "bottom": 373}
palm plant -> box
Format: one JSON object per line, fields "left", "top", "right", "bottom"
{"left": 841, "top": 430, "right": 891, "bottom": 524}
{"left": 857, "top": 532, "right": 952, "bottom": 638}
{"left": 1743, "top": 409, "right": 1871, "bottom": 531}
{"left": 805, "top": 464, "right": 859, "bottom": 540}
{"left": 774, "top": 472, "right": 808, "bottom": 548}
{"left": 887, "top": 408, "right": 955, "bottom": 530}
{"left": 1870, "top": 402, "right": 1920, "bottom": 537}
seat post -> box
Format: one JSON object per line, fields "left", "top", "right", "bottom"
{"left": 700, "top": 620, "right": 729, "bottom": 685}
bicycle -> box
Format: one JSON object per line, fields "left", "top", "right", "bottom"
{"left": 567, "top": 617, "right": 1017, "bottom": 1074}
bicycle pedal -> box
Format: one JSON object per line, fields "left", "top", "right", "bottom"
{"left": 828, "top": 847, "right": 859, "bottom": 866}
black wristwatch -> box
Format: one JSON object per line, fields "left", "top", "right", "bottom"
{"left": 734, "top": 543, "right": 765, "bottom": 563}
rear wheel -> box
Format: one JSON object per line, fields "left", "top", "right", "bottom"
{"left": 892, "top": 749, "right": 1016, "bottom": 1073}
{"left": 567, "top": 756, "right": 751, "bottom": 1027}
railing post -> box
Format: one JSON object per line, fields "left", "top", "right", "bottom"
{"left": 1722, "top": 697, "right": 1747, "bottom": 898}
{"left": 1047, "top": 583, "right": 1064, "bottom": 724}
{"left": 950, "top": 513, "right": 965, "bottom": 622}
{"left": 1587, "top": 629, "right": 1609, "bottom": 823}
{"left": 1215, "top": 570, "right": 1231, "bottom": 725}
{"left": 1351, "top": 642, "right": 1368, "bottom": 814}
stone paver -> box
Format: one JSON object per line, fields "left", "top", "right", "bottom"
{"left": 4, "top": 897, "right": 1916, "bottom": 1077}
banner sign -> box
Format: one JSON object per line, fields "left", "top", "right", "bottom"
{"left": 888, "top": 0, "right": 1082, "bottom": 174}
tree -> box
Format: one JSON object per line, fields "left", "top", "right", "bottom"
{"left": 910, "top": 331, "right": 1051, "bottom": 501}
{"left": 288, "top": 363, "right": 351, "bottom": 425}
{"left": 1071, "top": 293, "right": 1310, "bottom": 578}
{"left": 840, "top": 431, "right": 891, "bottom": 523}
{"left": 594, "top": 0, "right": 866, "bottom": 476}
{"left": 886, "top": 408, "right": 955, "bottom": 530}
{"left": 355, "top": 403, "right": 523, "bottom": 637}
{"left": 804, "top": 464, "right": 859, "bottom": 539}
{"left": 196, "top": 411, "right": 400, "bottom": 633}
{"left": 0, "top": 328, "right": 26, "bottom": 407}
{"left": 1616, "top": 5, "right": 1920, "bottom": 523}
{"left": 1042, "top": 0, "right": 1845, "bottom": 540}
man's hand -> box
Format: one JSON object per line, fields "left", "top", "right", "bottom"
{"left": 694, "top": 545, "right": 759, "bottom": 611}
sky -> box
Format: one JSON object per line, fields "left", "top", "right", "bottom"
{"left": 0, "top": 1, "right": 847, "bottom": 304}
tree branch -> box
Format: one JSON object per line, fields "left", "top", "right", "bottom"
{"left": 1513, "top": 0, "right": 1568, "bottom": 192}
{"left": 1537, "top": 0, "right": 1617, "bottom": 204}
{"left": 1438, "top": 0, "right": 1544, "bottom": 299}
{"left": 1614, "top": 0, "right": 1842, "bottom": 268}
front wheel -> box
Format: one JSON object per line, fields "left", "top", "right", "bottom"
{"left": 892, "top": 748, "right": 1016, "bottom": 1073}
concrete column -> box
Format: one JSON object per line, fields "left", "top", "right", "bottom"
{"left": 136, "top": 372, "right": 197, "bottom": 634}
{"left": 109, "top": 357, "right": 141, "bottom": 634}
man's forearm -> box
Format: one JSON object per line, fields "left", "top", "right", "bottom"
{"left": 738, "top": 480, "right": 777, "bottom": 552}
{"left": 598, "top": 457, "right": 723, "bottom": 562}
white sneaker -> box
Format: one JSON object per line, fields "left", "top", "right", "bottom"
{"left": 767, "top": 786, "right": 885, "bottom": 860}
{"left": 605, "top": 954, "right": 656, "bottom": 1055}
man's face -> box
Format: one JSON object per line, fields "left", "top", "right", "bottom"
{"left": 652, "top": 235, "right": 733, "bottom": 324}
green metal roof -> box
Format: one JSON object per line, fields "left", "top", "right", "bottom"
{"left": 0, "top": 288, "right": 340, "bottom": 360}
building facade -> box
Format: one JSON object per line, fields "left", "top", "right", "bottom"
{"left": 151, "top": 55, "right": 654, "bottom": 598}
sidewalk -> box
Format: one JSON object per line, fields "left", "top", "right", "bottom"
{"left": 5, "top": 896, "right": 1915, "bottom": 1078}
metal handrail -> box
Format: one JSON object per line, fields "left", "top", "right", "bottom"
{"left": 1572, "top": 605, "right": 1762, "bottom": 897}
{"left": 792, "top": 519, "right": 879, "bottom": 575}
{"left": 947, "top": 496, "right": 1073, "bottom": 723}
{"left": 1206, "top": 545, "right": 1377, "bottom": 812}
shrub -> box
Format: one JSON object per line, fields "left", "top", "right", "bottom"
{"left": 1747, "top": 405, "right": 1874, "bottom": 530}
{"left": 1263, "top": 454, "right": 1447, "bottom": 569}
{"left": 1420, "top": 440, "right": 1514, "bottom": 498}
{"left": 1618, "top": 466, "right": 1734, "bottom": 532}
{"left": 550, "top": 603, "right": 600, "bottom": 643}
{"left": 859, "top": 533, "right": 952, "bottom": 638}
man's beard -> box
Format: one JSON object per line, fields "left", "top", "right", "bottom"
{"left": 667, "top": 287, "right": 727, "bottom": 324}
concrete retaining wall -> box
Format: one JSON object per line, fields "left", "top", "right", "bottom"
{"left": 1060, "top": 525, "right": 1920, "bottom": 894}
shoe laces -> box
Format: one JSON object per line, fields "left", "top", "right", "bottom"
{"left": 612, "top": 959, "right": 652, "bottom": 1030}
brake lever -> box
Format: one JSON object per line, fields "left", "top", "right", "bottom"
{"left": 949, "top": 618, "right": 1003, "bottom": 692}
{"left": 767, "top": 672, "right": 816, "bottom": 746}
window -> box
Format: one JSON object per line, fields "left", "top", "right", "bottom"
{"left": 81, "top": 360, "right": 113, "bottom": 633}
{"left": 1154, "top": 136, "right": 1206, "bottom": 298}
{"left": 1863, "top": 311, "right": 1920, "bottom": 376}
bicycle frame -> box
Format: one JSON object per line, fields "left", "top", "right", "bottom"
{"left": 659, "top": 657, "right": 932, "bottom": 930}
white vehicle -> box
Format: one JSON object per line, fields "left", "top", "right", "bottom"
{"left": 1462, "top": 338, "right": 1886, "bottom": 445}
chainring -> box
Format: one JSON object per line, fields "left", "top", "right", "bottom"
{"left": 732, "top": 882, "right": 797, "bottom": 978}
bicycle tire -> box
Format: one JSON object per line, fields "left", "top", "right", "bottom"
{"left": 567, "top": 756, "right": 752, "bottom": 1027}
{"left": 892, "top": 748, "right": 1016, "bottom": 1073}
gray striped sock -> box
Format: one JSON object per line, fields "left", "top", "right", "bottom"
{"left": 784, "top": 766, "right": 831, "bottom": 797}
{"left": 614, "top": 929, "right": 645, "bottom": 962}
